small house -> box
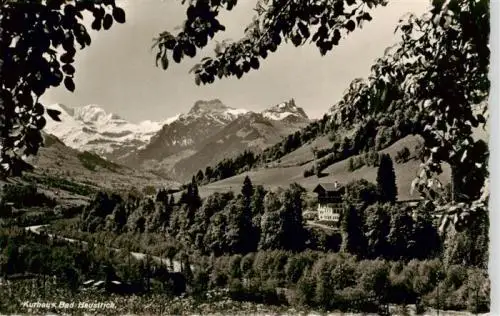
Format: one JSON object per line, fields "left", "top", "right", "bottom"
{"left": 313, "top": 182, "right": 345, "bottom": 222}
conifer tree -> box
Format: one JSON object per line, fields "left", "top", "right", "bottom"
{"left": 376, "top": 154, "right": 398, "bottom": 203}
{"left": 341, "top": 204, "right": 366, "bottom": 258}
{"left": 241, "top": 176, "right": 254, "bottom": 200}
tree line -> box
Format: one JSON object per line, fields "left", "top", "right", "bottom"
{"left": 77, "top": 175, "right": 487, "bottom": 269}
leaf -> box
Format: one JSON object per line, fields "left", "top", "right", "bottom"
{"left": 477, "top": 114, "right": 486, "bottom": 124}
{"left": 297, "top": 22, "right": 310, "bottom": 38}
{"left": 91, "top": 18, "right": 102, "bottom": 31}
{"left": 184, "top": 43, "right": 196, "bottom": 58}
{"left": 47, "top": 109, "right": 62, "bottom": 122}
{"left": 345, "top": 20, "right": 356, "bottom": 32}
{"left": 173, "top": 46, "right": 182, "bottom": 63}
{"left": 161, "top": 56, "right": 169, "bottom": 70}
{"left": 36, "top": 116, "right": 47, "bottom": 129}
{"left": 195, "top": 74, "right": 201, "bottom": 86}
{"left": 112, "top": 7, "right": 126, "bottom": 23}
{"left": 103, "top": 14, "right": 113, "bottom": 30}
{"left": 62, "top": 64, "right": 75, "bottom": 75}
{"left": 64, "top": 77, "right": 75, "bottom": 92}
{"left": 188, "top": 64, "right": 202, "bottom": 74}
{"left": 33, "top": 103, "right": 44, "bottom": 115}
{"left": 250, "top": 57, "right": 259, "bottom": 70}
{"left": 155, "top": 51, "right": 161, "bottom": 67}
{"left": 361, "top": 12, "right": 372, "bottom": 22}
{"left": 60, "top": 52, "right": 74, "bottom": 64}
{"left": 291, "top": 33, "right": 302, "bottom": 46}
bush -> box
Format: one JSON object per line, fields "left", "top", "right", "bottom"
{"left": 303, "top": 168, "right": 315, "bottom": 178}
{"left": 395, "top": 146, "right": 411, "bottom": 163}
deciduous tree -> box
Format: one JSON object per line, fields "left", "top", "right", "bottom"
{"left": 1, "top": 0, "right": 125, "bottom": 175}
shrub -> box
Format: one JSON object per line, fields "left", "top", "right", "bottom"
{"left": 395, "top": 146, "right": 411, "bottom": 163}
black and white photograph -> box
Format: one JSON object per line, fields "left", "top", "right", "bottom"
{"left": 0, "top": 0, "right": 494, "bottom": 314}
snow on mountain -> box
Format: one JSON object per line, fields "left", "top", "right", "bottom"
{"left": 182, "top": 99, "right": 250, "bottom": 124}
{"left": 262, "top": 99, "right": 308, "bottom": 122}
{"left": 44, "top": 103, "right": 177, "bottom": 159}
{"left": 133, "top": 99, "right": 310, "bottom": 180}
{"left": 126, "top": 99, "right": 250, "bottom": 165}
{"left": 44, "top": 98, "right": 310, "bottom": 181}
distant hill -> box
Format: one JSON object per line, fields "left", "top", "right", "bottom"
{"left": 18, "top": 133, "right": 179, "bottom": 203}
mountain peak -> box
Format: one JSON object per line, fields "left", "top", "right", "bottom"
{"left": 74, "top": 104, "right": 122, "bottom": 124}
{"left": 189, "top": 99, "right": 230, "bottom": 114}
{"left": 262, "top": 99, "right": 309, "bottom": 121}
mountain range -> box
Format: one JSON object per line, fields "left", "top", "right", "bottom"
{"left": 44, "top": 99, "right": 310, "bottom": 181}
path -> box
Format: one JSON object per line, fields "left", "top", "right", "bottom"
{"left": 24, "top": 225, "right": 190, "bottom": 272}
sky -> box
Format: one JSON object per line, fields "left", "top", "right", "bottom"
{"left": 41, "top": 0, "right": 430, "bottom": 122}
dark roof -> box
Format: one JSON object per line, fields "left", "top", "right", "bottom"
{"left": 313, "top": 183, "right": 344, "bottom": 193}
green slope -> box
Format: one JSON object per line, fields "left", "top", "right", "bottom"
{"left": 199, "top": 135, "right": 451, "bottom": 201}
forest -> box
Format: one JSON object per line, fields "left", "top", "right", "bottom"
{"left": 1, "top": 173, "right": 488, "bottom": 313}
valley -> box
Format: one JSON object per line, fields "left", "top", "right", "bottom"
{"left": 0, "top": 0, "right": 491, "bottom": 314}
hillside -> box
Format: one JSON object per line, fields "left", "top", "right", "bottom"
{"left": 132, "top": 99, "right": 310, "bottom": 180}
{"left": 17, "top": 133, "right": 179, "bottom": 204}
{"left": 172, "top": 110, "right": 309, "bottom": 180}
{"left": 198, "top": 135, "right": 451, "bottom": 201}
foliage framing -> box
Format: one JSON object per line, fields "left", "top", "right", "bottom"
{"left": 0, "top": 0, "right": 125, "bottom": 176}
{"left": 333, "top": 0, "right": 490, "bottom": 229}
{"left": 153, "top": 0, "right": 387, "bottom": 84}
{"left": 154, "top": 0, "right": 490, "bottom": 230}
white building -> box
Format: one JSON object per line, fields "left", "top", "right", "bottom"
{"left": 313, "top": 182, "right": 345, "bottom": 222}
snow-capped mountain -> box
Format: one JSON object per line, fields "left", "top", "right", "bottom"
{"left": 171, "top": 109, "right": 310, "bottom": 179}
{"left": 130, "top": 98, "right": 310, "bottom": 180}
{"left": 44, "top": 103, "right": 176, "bottom": 160}
{"left": 125, "top": 99, "right": 249, "bottom": 164}
{"left": 262, "top": 99, "right": 308, "bottom": 122}
{"left": 44, "top": 99, "right": 310, "bottom": 181}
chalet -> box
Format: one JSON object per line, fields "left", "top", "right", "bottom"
{"left": 313, "top": 182, "right": 345, "bottom": 222}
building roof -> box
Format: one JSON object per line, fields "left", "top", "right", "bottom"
{"left": 313, "top": 182, "right": 343, "bottom": 193}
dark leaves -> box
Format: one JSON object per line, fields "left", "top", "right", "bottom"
{"left": 91, "top": 18, "right": 102, "bottom": 31}
{"left": 161, "top": 56, "right": 169, "bottom": 70}
{"left": 291, "top": 34, "right": 301, "bottom": 46}
{"left": 46, "top": 109, "right": 62, "bottom": 122}
{"left": 250, "top": 57, "right": 259, "bottom": 70}
{"left": 62, "top": 64, "right": 75, "bottom": 75}
{"left": 112, "top": 7, "right": 126, "bottom": 23}
{"left": 173, "top": 46, "right": 183, "bottom": 63}
{"left": 345, "top": 20, "right": 356, "bottom": 32}
{"left": 476, "top": 114, "right": 486, "bottom": 124}
{"left": 35, "top": 116, "right": 47, "bottom": 129}
{"left": 64, "top": 77, "right": 75, "bottom": 92}
{"left": 103, "top": 14, "right": 113, "bottom": 30}
{"left": 33, "top": 103, "right": 45, "bottom": 115}
{"left": 1, "top": 1, "right": 126, "bottom": 177}
{"left": 184, "top": 43, "right": 196, "bottom": 58}
{"left": 151, "top": 0, "right": 390, "bottom": 86}
{"left": 60, "top": 51, "right": 73, "bottom": 63}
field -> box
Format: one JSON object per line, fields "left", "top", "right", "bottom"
{"left": 199, "top": 135, "right": 451, "bottom": 200}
